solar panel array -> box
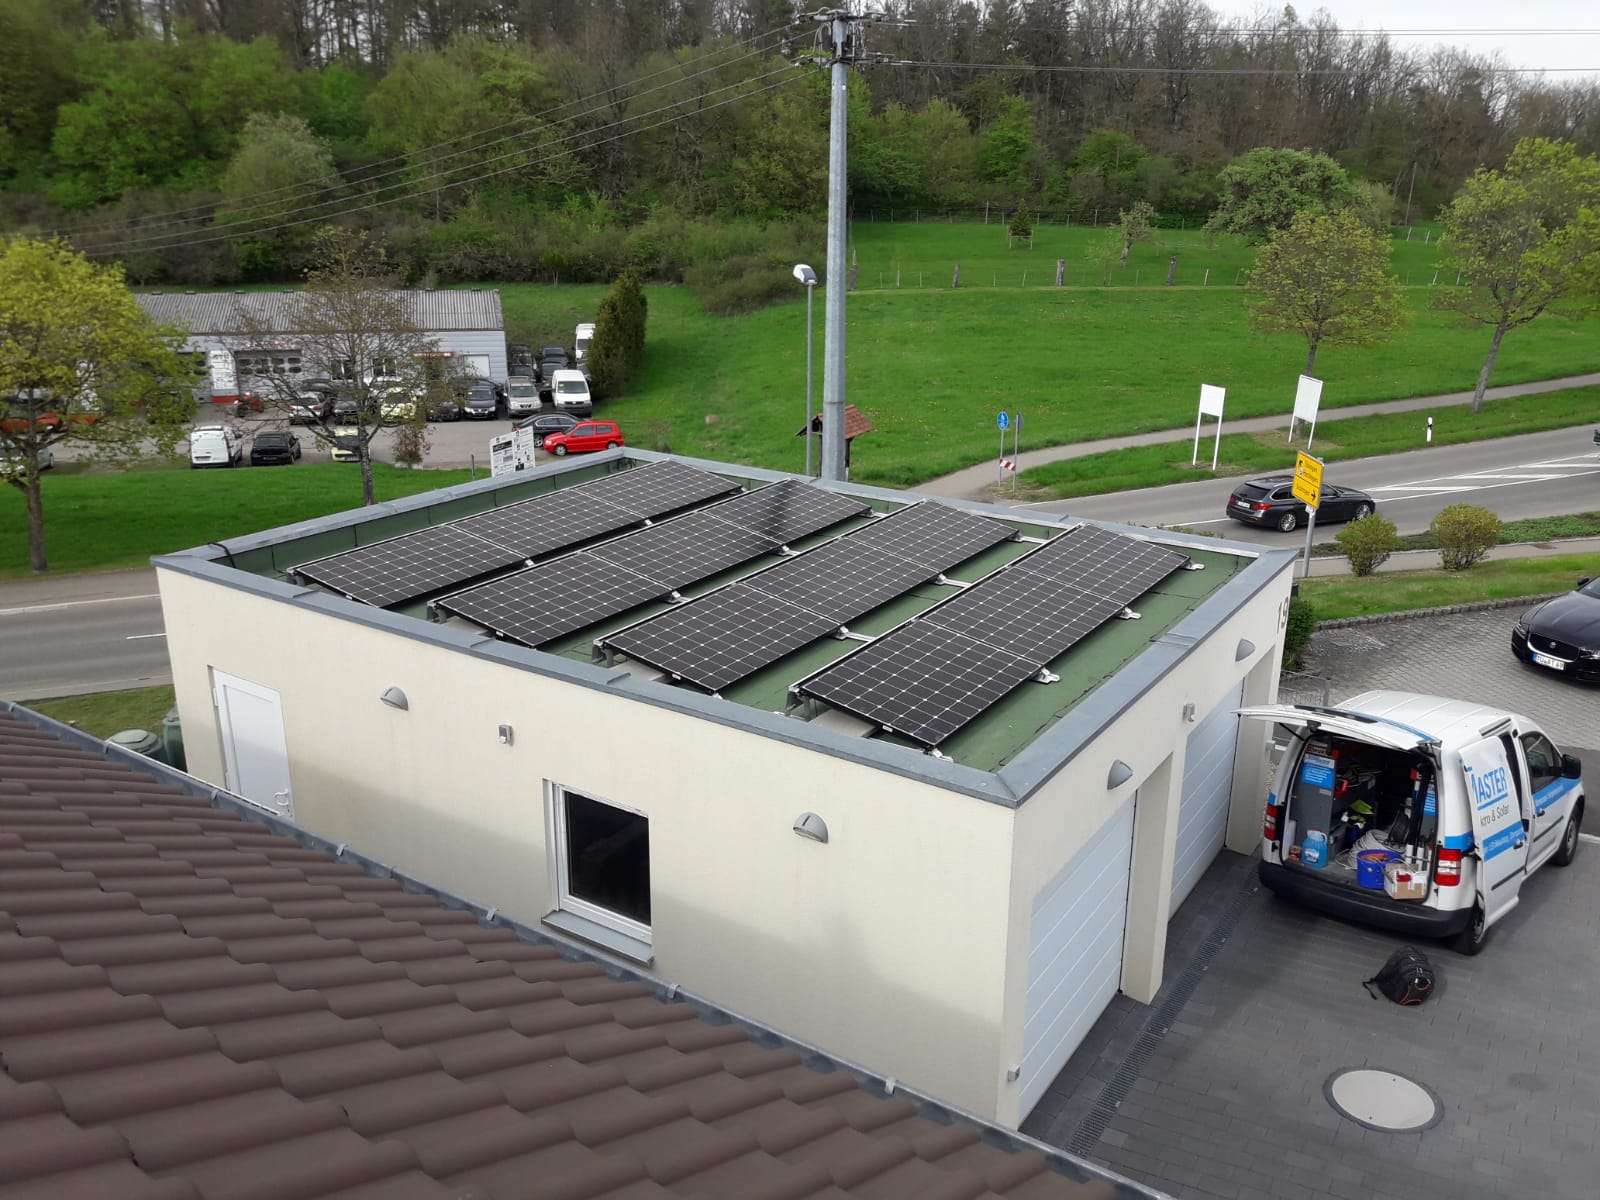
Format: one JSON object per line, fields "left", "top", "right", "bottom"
{"left": 292, "top": 526, "right": 528, "bottom": 609}
{"left": 600, "top": 501, "right": 1015, "bottom": 692}
{"left": 796, "top": 526, "right": 1190, "bottom": 746}
{"left": 706, "top": 478, "right": 870, "bottom": 544}
{"left": 437, "top": 477, "right": 872, "bottom": 649}
{"left": 603, "top": 585, "right": 842, "bottom": 692}
{"left": 292, "top": 460, "right": 740, "bottom": 609}
{"left": 451, "top": 489, "right": 640, "bottom": 560}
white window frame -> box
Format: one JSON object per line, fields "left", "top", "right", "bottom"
{"left": 547, "top": 782, "right": 653, "bottom": 945}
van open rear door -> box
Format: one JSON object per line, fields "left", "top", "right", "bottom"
{"left": 1458, "top": 735, "right": 1529, "bottom": 925}
{"left": 1235, "top": 704, "right": 1436, "bottom": 754}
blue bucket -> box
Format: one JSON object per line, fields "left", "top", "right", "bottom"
{"left": 1357, "top": 848, "right": 1399, "bottom": 889}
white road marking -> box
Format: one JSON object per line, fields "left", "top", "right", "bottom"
{"left": 1453, "top": 472, "right": 1566, "bottom": 482}
{"left": 1581, "top": 834, "right": 1600, "bottom": 845}
{"left": 1367, "top": 484, "right": 1477, "bottom": 494}
{"left": 0, "top": 592, "right": 161, "bottom": 616}
{"left": 125, "top": 633, "right": 167, "bottom": 641}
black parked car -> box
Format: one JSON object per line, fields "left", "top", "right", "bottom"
{"left": 514, "top": 411, "right": 581, "bottom": 439}
{"left": 1513, "top": 576, "right": 1600, "bottom": 683}
{"left": 536, "top": 349, "right": 569, "bottom": 399}
{"left": 249, "top": 430, "right": 302, "bottom": 466}
{"left": 1224, "top": 474, "right": 1377, "bottom": 532}
{"left": 462, "top": 379, "right": 501, "bottom": 419}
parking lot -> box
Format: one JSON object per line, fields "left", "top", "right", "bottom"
{"left": 1025, "top": 606, "right": 1599, "bottom": 1200}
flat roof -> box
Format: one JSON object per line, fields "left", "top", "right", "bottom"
{"left": 154, "top": 452, "right": 1295, "bottom": 804}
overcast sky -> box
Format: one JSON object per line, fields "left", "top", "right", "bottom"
{"left": 1281, "top": 3, "right": 1600, "bottom": 77}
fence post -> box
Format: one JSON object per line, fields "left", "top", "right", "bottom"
{"left": 1055, "top": 258, "right": 1065, "bottom": 286}
{"left": 1021, "top": 270, "right": 1027, "bottom": 287}
{"left": 848, "top": 264, "right": 857, "bottom": 291}
{"left": 952, "top": 263, "right": 960, "bottom": 289}
{"left": 1203, "top": 268, "right": 1210, "bottom": 287}
{"left": 984, "top": 203, "right": 990, "bottom": 224}
{"left": 1165, "top": 256, "right": 1178, "bottom": 286}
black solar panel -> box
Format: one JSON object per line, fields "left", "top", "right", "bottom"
{"left": 586, "top": 511, "right": 782, "bottom": 591}
{"left": 744, "top": 538, "right": 939, "bottom": 624}
{"left": 922, "top": 572, "right": 1129, "bottom": 665}
{"left": 709, "top": 479, "right": 870, "bottom": 544}
{"left": 604, "top": 585, "right": 841, "bottom": 693}
{"left": 294, "top": 526, "right": 527, "bottom": 609}
{"left": 799, "top": 623, "right": 1041, "bottom": 746}
{"left": 1013, "top": 525, "right": 1189, "bottom": 601}
{"left": 575, "top": 459, "right": 741, "bottom": 518}
{"left": 435, "top": 555, "right": 670, "bottom": 647}
{"left": 849, "top": 501, "right": 1014, "bottom": 569}
{"left": 451, "top": 490, "right": 642, "bottom": 560}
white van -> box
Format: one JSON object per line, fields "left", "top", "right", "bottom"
{"left": 1246, "top": 691, "right": 1584, "bottom": 955}
{"left": 549, "top": 369, "right": 592, "bottom": 415}
{"left": 574, "top": 322, "right": 595, "bottom": 365}
{"left": 189, "top": 425, "right": 243, "bottom": 468}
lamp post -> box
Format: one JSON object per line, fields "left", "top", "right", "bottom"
{"left": 792, "top": 263, "right": 818, "bottom": 477}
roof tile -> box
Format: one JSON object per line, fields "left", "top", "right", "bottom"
{"left": 0, "top": 709, "right": 1123, "bottom": 1200}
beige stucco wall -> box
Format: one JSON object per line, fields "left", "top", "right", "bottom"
{"left": 993, "top": 564, "right": 1293, "bottom": 1126}
{"left": 160, "top": 567, "right": 1018, "bottom": 1118}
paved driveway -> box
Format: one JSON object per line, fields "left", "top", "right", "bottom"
{"left": 1024, "top": 607, "right": 1599, "bottom": 1200}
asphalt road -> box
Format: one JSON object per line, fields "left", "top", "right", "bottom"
{"left": 0, "top": 569, "right": 169, "bottom": 700}
{"left": 1024, "top": 424, "right": 1600, "bottom": 545}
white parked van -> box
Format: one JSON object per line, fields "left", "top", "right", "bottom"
{"left": 574, "top": 322, "right": 595, "bottom": 365}
{"left": 1246, "top": 691, "right": 1584, "bottom": 954}
{"left": 189, "top": 425, "right": 243, "bottom": 468}
{"left": 549, "top": 369, "right": 592, "bottom": 415}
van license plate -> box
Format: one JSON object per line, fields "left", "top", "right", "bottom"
{"left": 1532, "top": 652, "right": 1566, "bottom": 671}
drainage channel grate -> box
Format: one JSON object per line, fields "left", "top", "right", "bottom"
{"left": 1067, "top": 874, "right": 1260, "bottom": 1157}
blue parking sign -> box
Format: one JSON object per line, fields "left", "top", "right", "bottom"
{"left": 997, "top": 412, "right": 1009, "bottom": 430}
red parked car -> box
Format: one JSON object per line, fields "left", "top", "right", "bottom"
{"left": 542, "top": 419, "right": 624, "bottom": 456}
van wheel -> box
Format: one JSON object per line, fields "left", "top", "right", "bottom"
{"left": 1276, "top": 510, "right": 1299, "bottom": 532}
{"left": 1451, "top": 904, "right": 1491, "bottom": 956}
{"left": 1552, "top": 803, "right": 1583, "bottom": 867}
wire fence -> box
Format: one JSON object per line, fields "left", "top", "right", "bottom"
{"left": 844, "top": 262, "right": 1464, "bottom": 290}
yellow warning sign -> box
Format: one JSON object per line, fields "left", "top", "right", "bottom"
{"left": 1292, "top": 452, "right": 1323, "bottom": 509}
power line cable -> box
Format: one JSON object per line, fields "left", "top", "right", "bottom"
{"left": 883, "top": 58, "right": 1600, "bottom": 77}
{"left": 84, "top": 69, "right": 805, "bottom": 258}
{"left": 56, "top": 21, "right": 806, "bottom": 238}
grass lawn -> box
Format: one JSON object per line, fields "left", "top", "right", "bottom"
{"left": 485, "top": 228, "right": 1599, "bottom": 488}
{"left": 1298, "top": 554, "right": 1591, "bottom": 621}
{"left": 24, "top": 684, "right": 177, "bottom": 740}
{"left": 0, "top": 463, "right": 473, "bottom": 577}
{"left": 1019, "top": 386, "right": 1600, "bottom": 499}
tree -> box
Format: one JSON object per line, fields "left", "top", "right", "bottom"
{"left": 587, "top": 269, "right": 648, "bottom": 399}
{"left": 1245, "top": 210, "right": 1407, "bottom": 374}
{"left": 1204, "top": 147, "right": 1369, "bottom": 242}
{"left": 1115, "top": 200, "right": 1158, "bottom": 266}
{"left": 1437, "top": 138, "right": 1600, "bottom": 412}
{"left": 0, "top": 237, "right": 190, "bottom": 572}
{"left": 218, "top": 113, "right": 339, "bottom": 274}
{"left": 234, "top": 229, "right": 442, "bottom": 507}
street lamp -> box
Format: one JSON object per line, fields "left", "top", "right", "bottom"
{"left": 792, "top": 263, "right": 818, "bottom": 477}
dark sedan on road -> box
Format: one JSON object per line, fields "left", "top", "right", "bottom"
{"left": 1513, "top": 576, "right": 1600, "bottom": 683}
{"left": 249, "top": 431, "right": 301, "bottom": 466}
{"left": 1225, "top": 474, "right": 1378, "bottom": 532}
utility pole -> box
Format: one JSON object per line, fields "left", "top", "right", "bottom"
{"left": 806, "top": 7, "right": 886, "bottom": 482}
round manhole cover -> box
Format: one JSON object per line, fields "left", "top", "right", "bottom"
{"left": 1324, "top": 1068, "right": 1442, "bottom": 1133}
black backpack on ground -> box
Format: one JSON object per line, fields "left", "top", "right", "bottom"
{"left": 1364, "top": 946, "right": 1435, "bottom": 1005}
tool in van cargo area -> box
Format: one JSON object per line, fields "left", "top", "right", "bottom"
{"left": 1357, "top": 848, "right": 1400, "bottom": 889}
{"left": 1364, "top": 946, "right": 1435, "bottom": 1005}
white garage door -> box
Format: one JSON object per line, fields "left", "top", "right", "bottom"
{"left": 1019, "top": 795, "right": 1136, "bottom": 1116}
{"left": 1170, "top": 679, "right": 1245, "bottom": 913}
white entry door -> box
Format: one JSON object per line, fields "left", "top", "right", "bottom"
{"left": 213, "top": 670, "right": 293, "bottom": 817}
{"left": 1019, "top": 795, "right": 1136, "bottom": 1117}
{"left": 1170, "top": 679, "right": 1245, "bottom": 913}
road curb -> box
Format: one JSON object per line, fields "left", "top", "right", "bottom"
{"left": 1315, "top": 593, "right": 1564, "bottom": 629}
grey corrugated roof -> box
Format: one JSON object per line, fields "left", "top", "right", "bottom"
{"left": 0, "top": 704, "right": 1134, "bottom": 1200}
{"left": 136, "top": 289, "right": 504, "bottom": 333}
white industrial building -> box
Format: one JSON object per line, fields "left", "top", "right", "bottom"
{"left": 136, "top": 288, "right": 510, "bottom": 384}
{"left": 155, "top": 451, "right": 1296, "bottom": 1127}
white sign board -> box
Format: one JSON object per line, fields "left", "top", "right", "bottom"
{"left": 489, "top": 432, "right": 517, "bottom": 478}
{"left": 206, "top": 349, "right": 238, "bottom": 402}
{"left": 1192, "top": 384, "right": 1226, "bottom": 470}
{"left": 512, "top": 423, "right": 538, "bottom": 471}
{"left": 1290, "top": 375, "right": 1323, "bottom": 448}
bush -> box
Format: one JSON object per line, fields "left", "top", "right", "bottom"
{"left": 1430, "top": 504, "right": 1501, "bottom": 570}
{"left": 1335, "top": 513, "right": 1400, "bottom": 576}
{"left": 1283, "top": 594, "right": 1317, "bottom": 670}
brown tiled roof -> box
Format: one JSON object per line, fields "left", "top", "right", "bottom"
{"left": 0, "top": 710, "right": 1125, "bottom": 1200}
